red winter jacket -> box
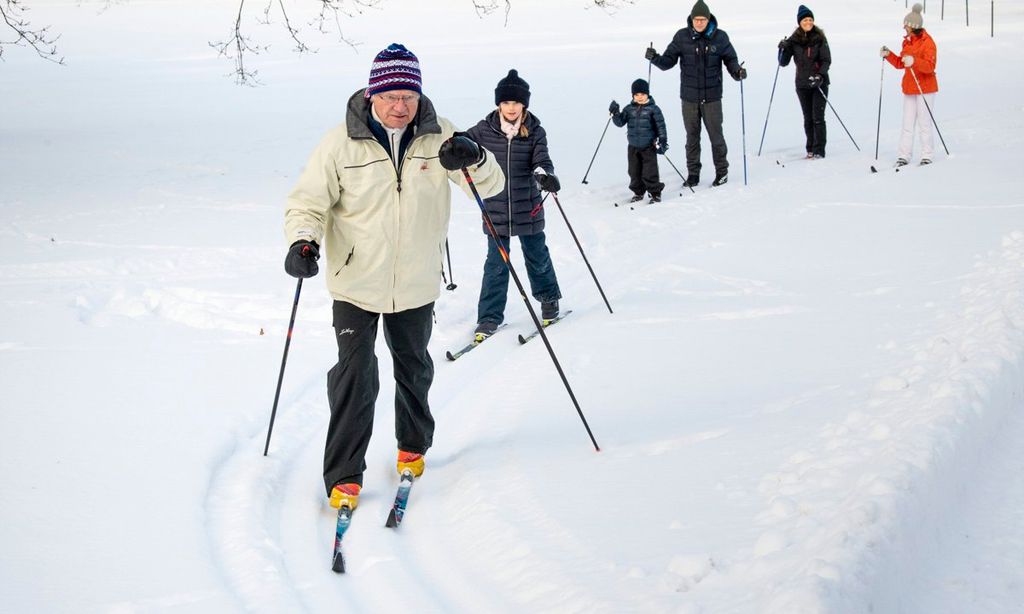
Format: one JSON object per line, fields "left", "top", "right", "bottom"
{"left": 886, "top": 29, "right": 938, "bottom": 95}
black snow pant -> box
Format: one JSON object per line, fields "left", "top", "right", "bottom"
{"left": 682, "top": 99, "right": 728, "bottom": 179}
{"left": 323, "top": 300, "right": 435, "bottom": 494}
{"left": 796, "top": 85, "right": 828, "bottom": 157}
{"left": 627, "top": 143, "right": 664, "bottom": 197}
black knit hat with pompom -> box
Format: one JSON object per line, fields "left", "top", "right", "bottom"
{"left": 494, "top": 69, "right": 531, "bottom": 107}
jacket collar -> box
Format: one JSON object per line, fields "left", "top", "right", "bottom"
{"left": 687, "top": 13, "right": 718, "bottom": 39}
{"left": 484, "top": 109, "right": 542, "bottom": 134}
{"left": 346, "top": 88, "right": 442, "bottom": 140}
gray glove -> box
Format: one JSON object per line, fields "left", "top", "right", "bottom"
{"left": 879, "top": 46, "right": 890, "bottom": 58}
{"left": 644, "top": 46, "right": 658, "bottom": 61}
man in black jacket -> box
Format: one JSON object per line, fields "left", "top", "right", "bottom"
{"left": 646, "top": 0, "right": 745, "bottom": 187}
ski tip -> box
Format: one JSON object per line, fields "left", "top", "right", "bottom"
{"left": 385, "top": 509, "right": 399, "bottom": 528}
{"left": 445, "top": 351, "right": 456, "bottom": 361}
{"left": 518, "top": 334, "right": 528, "bottom": 344}
{"left": 870, "top": 165, "right": 878, "bottom": 173}
{"left": 332, "top": 552, "right": 346, "bottom": 573}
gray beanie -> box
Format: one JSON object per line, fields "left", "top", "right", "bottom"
{"left": 690, "top": 0, "right": 711, "bottom": 20}
{"left": 904, "top": 3, "right": 924, "bottom": 29}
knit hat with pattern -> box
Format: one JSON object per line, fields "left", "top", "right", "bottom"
{"left": 366, "top": 43, "right": 422, "bottom": 98}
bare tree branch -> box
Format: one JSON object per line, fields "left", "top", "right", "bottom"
{"left": 210, "top": 0, "right": 266, "bottom": 85}
{"left": 1, "top": 0, "right": 65, "bottom": 64}
{"left": 210, "top": 0, "right": 627, "bottom": 85}
{"left": 472, "top": 0, "right": 511, "bottom": 23}
{"left": 212, "top": 0, "right": 380, "bottom": 85}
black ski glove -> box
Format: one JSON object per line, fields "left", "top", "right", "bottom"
{"left": 609, "top": 100, "right": 620, "bottom": 115}
{"left": 438, "top": 133, "right": 485, "bottom": 170}
{"left": 736, "top": 66, "right": 748, "bottom": 80}
{"left": 284, "top": 240, "right": 320, "bottom": 279}
{"left": 778, "top": 38, "right": 789, "bottom": 50}
{"left": 535, "top": 172, "right": 561, "bottom": 193}
{"left": 808, "top": 74, "right": 823, "bottom": 88}
{"left": 644, "top": 46, "right": 658, "bottom": 61}
{"left": 656, "top": 141, "right": 668, "bottom": 155}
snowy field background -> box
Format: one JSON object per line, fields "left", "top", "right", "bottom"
{"left": 2, "top": 0, "right": 1024, "bottom": 612}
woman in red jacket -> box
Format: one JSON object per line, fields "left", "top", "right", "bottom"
{"left": 880, "top": 3, "right": 938, "bottom": 167}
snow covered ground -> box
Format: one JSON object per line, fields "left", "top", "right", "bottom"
{"left": 3, "top": 0, "right": 1023, "bottom": 612}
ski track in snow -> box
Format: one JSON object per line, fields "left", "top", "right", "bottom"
{"left": 745, "top": 232, "right": 1024, "bottom": 611}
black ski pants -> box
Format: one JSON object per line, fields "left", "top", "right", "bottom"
{"left": 627, "top": 144, "right": 664, "bottom": 197}
{"left": 796, "top": 85, "right": 828, "bottom": 157}
{"left": 323, "top": 300, "right": 435, "bottom": 494}
{"left": 681, "top": 99, "right": 728, "bottom": 179}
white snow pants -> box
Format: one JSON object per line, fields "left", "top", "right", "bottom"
{"left": 898, "top": 93, "right": 936, "bottom": 162}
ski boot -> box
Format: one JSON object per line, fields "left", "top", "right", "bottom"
{"left": 397, "top": 450, "right": 425, "bottom": 478}
{"left": 329, "top": 482, "right": 361, "bottom": 510}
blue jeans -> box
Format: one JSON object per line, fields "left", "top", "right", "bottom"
{"left": 477, "top": 232, "right": 561, "bottom": 325}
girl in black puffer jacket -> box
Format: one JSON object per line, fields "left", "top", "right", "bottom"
{"left": 467, "top": 69, "right": 562, "bottom": 338}
{"left": 779, "top": 5, "right": 831, "bottom": 158}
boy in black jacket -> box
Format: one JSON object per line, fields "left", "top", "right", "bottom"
{"left": 609, "top": 79, "right": 668, "bottom": 204}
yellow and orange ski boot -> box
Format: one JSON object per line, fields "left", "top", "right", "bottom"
{"left": 396, "top": 450, "right": 425, "bottom": 478}
{"left": 329, "top": 482, "right": 361, "bottom": 510}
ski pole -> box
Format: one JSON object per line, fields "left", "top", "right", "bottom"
{"left": 816, "top": 86, "right": 861, "bottom": 151}
{"left": 739, "top": 62, "right": 748, "bottom": 185}
{"left": 757, "top": 63, "right": 781, "bottom": 156}
{"left": 548, "top": 192, "right": 613, "bottom": 315}
{"left": 582, "top": 115, "right": 613, "bottom": 184}
{"left": 662, "top": 154, "right": 695, "bottom": 193}
{"left": 264, "top": 277, "right": 304, "bottom": 456}
{"left": 909, "top": 67, "right": 950, "bottom": 155}
{"left": 461, "top": 168, "right": 600, "bottom": 452}
{"left": 875, "top": 60, "right": 885, "bottom": 162}
{"left": 647, "top": 41, "right": 653, "bottom": 83}
{"left": 444, "top": 239, "right": 457, "bottom": 291}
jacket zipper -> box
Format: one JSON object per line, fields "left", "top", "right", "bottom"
{"left": 391, "top": 131, "right": 402, "bottom": 311}
{"left": 505, "top": 138, "right": 513, "bottom": 237}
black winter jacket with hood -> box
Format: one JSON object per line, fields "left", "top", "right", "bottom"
{"left": 779, "top": 26, "right": 831, "bottom": 88}
{"left": 651, "top": 14, "right": 742, "bottom": 103}
{"left": 467, "top": 110, "right": 554, "bottom": 237}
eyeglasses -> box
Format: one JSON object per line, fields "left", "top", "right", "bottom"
{"left": 377, "top": 93, "right": 420, "bottom": 105}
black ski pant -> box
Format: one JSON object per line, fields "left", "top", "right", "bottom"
{"left": 682, "top": 99, "right": 728, "bottom": 179}
{"left": 627, "top": 143, "right": 664, "bottom": 197}
{"left": 323, "top": 300, "right": 435, "bottom": 494}
{"left": 796, "top": 85, "right": 828, "bottom": 157}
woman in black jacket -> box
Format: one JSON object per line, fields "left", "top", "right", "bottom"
{"left": 466, "top": 69, "right": 562, "bottom": 340}
{"left": 778, "top": 5, "right": 831, "bottom": 158}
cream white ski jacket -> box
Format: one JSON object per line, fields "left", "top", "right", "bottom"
{"left": 285, "top": 90, "right": 504, "bottom": 313}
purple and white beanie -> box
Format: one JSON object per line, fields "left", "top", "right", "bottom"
{"left": 365, "top": 43, "right": 422, "bottom": 98}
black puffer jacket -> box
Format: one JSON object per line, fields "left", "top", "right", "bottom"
{"left": 611, "top": 98, "right": 668, "bottom": 149}
{"left": 779, "top": 26, "right": 831, "bottom": 88}
{"left": 467, "top": 110, "right": 553, "bottom": 237}
{"left": 651, "top": 14, "right": 742, "bottom": 103}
